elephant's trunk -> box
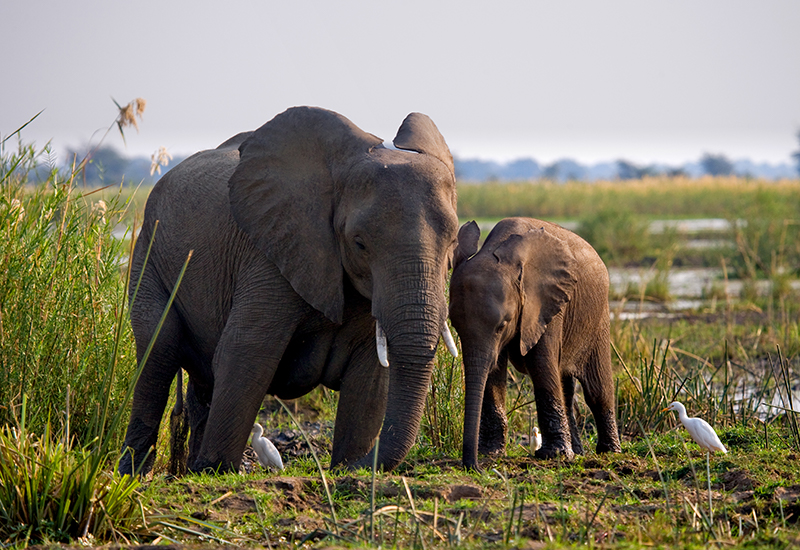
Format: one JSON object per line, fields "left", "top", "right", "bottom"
{"left": 461, "top": 352, "right": 492, "bottom": 469}
{"left": 359, "top": 267, "right": 446, "bottom": 471}
{"left": 376, "top": 328, "right": 440, "bottom": 470}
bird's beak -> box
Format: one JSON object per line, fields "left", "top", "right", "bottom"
{"left": 661, "top": 407, "right": 670, "bottom": 412}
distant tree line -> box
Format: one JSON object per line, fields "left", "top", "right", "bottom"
{"left": 57, "top": 135, "right": 800, "bottom": 187}
{"left": 455, "top": 149, "right": 798, "bottom": 183}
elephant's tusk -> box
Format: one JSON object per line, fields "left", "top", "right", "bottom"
{"left": 376, "top": 320, "right": 389, "bottom": 367}
{"left": 442, "top": 325, "right": 459, "bottom": 357}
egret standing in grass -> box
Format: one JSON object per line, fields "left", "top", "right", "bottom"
{"left": 663, "top": 400, "right": 726, "bottom": 521}
{"left": 532, "top": 426, "right": 542, "bottom": 451}
{"left": 663, "top": 401, "right": 727, "bottom": 454}
{"left": 251, "top": 423, "right": 284, "bottom": 471}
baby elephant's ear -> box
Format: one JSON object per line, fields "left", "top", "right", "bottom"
{"left": 500, "top": 228, "right": 578, "bottom": 356}
{"left": 453, "top": 221, "right": 480, "bottom": 270}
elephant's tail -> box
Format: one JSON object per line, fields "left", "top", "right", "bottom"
{"left": 168, "top": 369, "right": 189, "bottom": 476}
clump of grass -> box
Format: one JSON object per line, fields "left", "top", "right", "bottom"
{"left": 0, "top": 105, "right": 182, "bottom": 545}
{"left": 0, "top": 139, "right": 136, "bottom": 448}
{"left": 577, "top": 207, "right": 652, "bottom": 266}
{"left": 419, "top": 334, "right": 465, "bottom": 459}
{"left": 728, "top": 191, "right": 800, "bottom": 281}
{"left": 457, "top": 177, "right": 800, "bottom": 222}
{"left": 0, "top": 399, "right": 145, "bottom": 544}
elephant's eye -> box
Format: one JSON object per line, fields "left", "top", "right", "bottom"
{"left": 354, "top": 236, "right": 366, "bottom": 251}
{"left": 496, "top": 320, "right": 508, "bottom": 333}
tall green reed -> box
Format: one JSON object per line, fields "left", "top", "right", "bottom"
{"left": 420, "top": 333, "right": 464, "bottom": 457}
{"left": 0, "top": 102, "right": 199, "bottom": 543}
{"left": 0, "top": 140, "right": 137, "bottom": 447}
{"left": 0, "top": 137, "right": 147, "bottom": 542}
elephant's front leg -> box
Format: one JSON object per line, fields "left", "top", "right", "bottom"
{"left": 192, "top": 284, "right": 305, "bottom": 473}
{"left": 529, "top": 325, "right": 574, "bottom": 460}
{"left": 478, "top": 353, "right": 508, "bottom": 457}
{"left": 330, "top": 341, "right": 389, "bottom": 468}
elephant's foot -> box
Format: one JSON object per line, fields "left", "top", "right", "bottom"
{"left": 570, "top": 432, "right": 584, "bottom": 456}
{"left": 594, "top": 411, "right": 622, "bottom": 453}
{"left": 478, "top": 437, "right": 506, "bottom": 457}
{"left": 337, "top": 452, "right": 374, "bottom": 472}
{"left": 596, "top": 439, "right": 622, "bottom": 453}
{"left": 118, "top": 417, "right": 158, "bottom": 476}
{"left": 118, "top": 445, "right": 155, "bottom": 476}
{"left": 535, "top": 443, "right": 575, "bottom": 461}
{"left": 462, "top": 458, "right": 482, "bottom": 473}
{"left": 478, "top": 411, "right": 507, "bottom": 457}
{"left": 189, "top": 456, "right": 239, "bottom": 474}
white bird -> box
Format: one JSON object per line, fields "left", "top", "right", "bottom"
{"left": 532, "top": 426, "right": 542, "bottom": 451}
{"left": 251, "top": 423, "right": 284, "bottom": 470}
{"left": 663, "top": 401, "right": 727, "bottom": 454}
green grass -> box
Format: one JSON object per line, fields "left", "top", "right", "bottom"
{"left": 457, "top": 176, "right": 800, "bottom": 221}
{"left": 138, "top": 431, "right": 800, "bottom": 548}
{"left": 0, "top": 113, "right": 175, "bottom": 545}
{"left": 0, "top": 141, "right": 138, "bottom": 447}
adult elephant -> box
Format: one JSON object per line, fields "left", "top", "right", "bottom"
{"left": 118, "top": 106, "right": 459, "bottom": 475}
{"left": 449, "top": 218, "right": 621, "bottom": 469}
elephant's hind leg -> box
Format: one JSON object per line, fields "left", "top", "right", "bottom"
{"left": 580, "top": 342, "right": 621, "bottom": 454}
{"left": 562, "top": 375, "right": 584, "bottom": 455}
{"left": 120, "top": 291, "right": 186, "bottom": 475}
{"left": 185, "top": 376, "right": 212, "bottom": 467}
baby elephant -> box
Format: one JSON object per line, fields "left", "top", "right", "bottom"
{"left": 449, "top": 218, "right": 621, "bottom": 468}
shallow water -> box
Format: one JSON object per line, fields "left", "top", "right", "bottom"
{"left": 607, "top": 266, "right": 795, "bottom": 300}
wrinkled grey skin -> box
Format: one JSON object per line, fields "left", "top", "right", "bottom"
{"left": 449, "top": 218, "right": 621, "bottom": 469}
{"left": 119, "top": 107, "right": 458, "bottom": 475}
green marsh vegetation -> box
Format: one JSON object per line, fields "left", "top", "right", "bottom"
{"left": 0, "top": 104, "right": 191, "bottom": 545}
{"left": 0, "top": 128, "right": 145, "bottom": 542}
{"left": 2, "top": 116, "right": 800, "bottom": 549}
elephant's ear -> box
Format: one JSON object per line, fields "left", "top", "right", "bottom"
{"left": 453, "top": 221, "right": 480, "bottom": 270}
{"left": 228, "top": 106, "right": 383, "bottom": 324}
{"left": 392, "top": 113, "right": 455, "bottom": 176}
{"left": 494, "top": 228, "right": 578, "bottom": 356}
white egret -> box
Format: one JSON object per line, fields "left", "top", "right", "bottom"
{"left": 251, "top": 423, "right": 284, "bottom": 470}
{"left": 663, "top": 401, "right": 727, "bottom": 453}
{"left": 532, "top": 426, "right": 542, "bottom": 451}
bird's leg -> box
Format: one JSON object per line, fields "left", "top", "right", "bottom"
{"left": 706, "top": 451, "right": 712, "bottom": 522}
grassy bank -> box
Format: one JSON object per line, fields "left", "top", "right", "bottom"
{"left": 457, "top": 176, "right": 800, "bottom": 221}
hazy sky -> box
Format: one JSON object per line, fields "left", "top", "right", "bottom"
{"left": 2, "top": 1, "right": 799, "bottom": 165}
